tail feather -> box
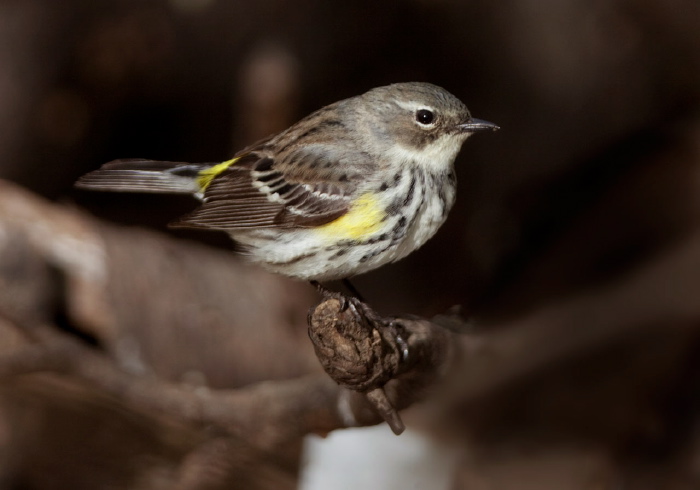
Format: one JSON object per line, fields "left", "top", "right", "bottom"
{"left": 75, "top": 159, "right": 210, "bottom": 195}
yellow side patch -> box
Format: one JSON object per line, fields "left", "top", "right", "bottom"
{"left": 197, "top": 157, "right": 240, "bottom": 191}
{"left": 317, "top": 193, "right": 385, "bottom": 240}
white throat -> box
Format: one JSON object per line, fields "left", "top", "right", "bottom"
{"left": 388, "top": 134, "right": 468, "bottom": 170}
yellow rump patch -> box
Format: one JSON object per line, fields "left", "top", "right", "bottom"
{"left": 197, "top": 157, "right": 240, "bottom": 191}
{"left": 317, "top": 193, "right": 385, "bottom": 240}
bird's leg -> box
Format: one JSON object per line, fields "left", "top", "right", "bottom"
{"left": 308, "top": 279, "right": 365, "bottom": 300}
{"left": 309, "top": 280, "right": 334, "bottom": 298}
{"left": 307, "top": 280, "right": 338, "bottom": 306}
{"left": 341, "top": 278, "right": 365, "bottom": 302}
{"left": 309, "top": 280, "right": 358, "bottom": 312}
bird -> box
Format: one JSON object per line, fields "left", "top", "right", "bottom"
{"left": 76, "top": 82, "right": 498, "bottom": 285}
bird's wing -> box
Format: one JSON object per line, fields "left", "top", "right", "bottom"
{"left": 171, "top": 149, "right": 361, "bottom": 230}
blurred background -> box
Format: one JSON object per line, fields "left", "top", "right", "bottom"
{"left": 1, "top": 0, "right": 700, "bottom": 488}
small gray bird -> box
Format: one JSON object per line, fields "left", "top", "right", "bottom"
{"left": 76, "top": 82, "right": 498, "bottom": 281}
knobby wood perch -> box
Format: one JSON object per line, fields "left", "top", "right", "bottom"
{"left": 308, "top": 295, "right": 450, "bottom": 434}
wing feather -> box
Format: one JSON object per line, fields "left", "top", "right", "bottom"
{"left": 171, "top": 152, "right": 356, "bottom": 230}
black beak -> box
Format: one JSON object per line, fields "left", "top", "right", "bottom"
{"left": 458, "top": 118, "right": 500, "bottom": 132}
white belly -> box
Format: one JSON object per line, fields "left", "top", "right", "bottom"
{"left": 231, "top": 167, "right": 456, "bottom": 281}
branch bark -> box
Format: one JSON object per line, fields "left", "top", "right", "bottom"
{"left": 0, "top": 311, "right": 453, "bottom": 448}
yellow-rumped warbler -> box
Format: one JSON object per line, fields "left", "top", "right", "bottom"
{"left": 76, "top": 82, "right": 498, "bottom": 282}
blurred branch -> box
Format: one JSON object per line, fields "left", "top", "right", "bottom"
{"left": 446, "top": 221, "right": 700, "bottom": 405}
{"left": 0, "top": 312, "right": 452, "bottom": 449}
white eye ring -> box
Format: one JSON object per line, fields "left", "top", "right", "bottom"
{"left": 415, "top": 108, "right": 435, "bottom": 126}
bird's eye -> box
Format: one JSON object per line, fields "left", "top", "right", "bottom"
{"left": 415, "top": 109, "right": 435, "bottom": 126}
